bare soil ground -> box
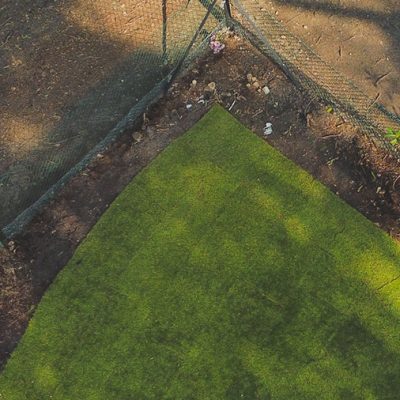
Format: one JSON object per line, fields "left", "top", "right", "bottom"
{"left": 0, "top": 0, "right": 212, "bottom": 170}
{"left": 1, "top": 35, "right": 400, "bottom": 370}
{"left": 0, "top": 0, "right": 216, "bottom": 229}
{"left": 263, "top": 0, "right": 400, "bottom": 116}
{"left": 1, "top": 0, "right": 139, "bottom": 168}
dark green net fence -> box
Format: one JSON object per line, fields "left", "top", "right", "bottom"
{"left": 1, "top": 0, "right": 399, "bottom": 241}
{"left": 0, "top": 0, "right": 223, "bottom": 239}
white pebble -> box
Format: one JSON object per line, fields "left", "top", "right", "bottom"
{"left": 262, "top": 86, "right": 271, "bottom": 95}
{"left": 263, "top": 122, "right": 273, "bottom": 136}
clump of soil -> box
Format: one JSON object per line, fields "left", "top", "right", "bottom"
{"left": 1, "top": 34, "right": 399, "bottom": 370}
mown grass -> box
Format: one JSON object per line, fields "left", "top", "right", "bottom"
{"left": 1, "top": 105, "right": 400, "bottom": 399}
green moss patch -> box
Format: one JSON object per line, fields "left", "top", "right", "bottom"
{"left": 2, "top": 105, "right": 400, "bottom": 399}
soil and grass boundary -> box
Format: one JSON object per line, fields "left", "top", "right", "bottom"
{"left": 1, "top": 34, "right": 399, "bottom": 372}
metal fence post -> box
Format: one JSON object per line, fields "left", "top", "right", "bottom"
{"left": 162, "top": 0, "right": 168, "bottom": 67}
{"left": 224, "top": 0, "right": 234, "bottom": 29}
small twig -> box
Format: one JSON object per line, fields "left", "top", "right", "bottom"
{"left": 252, "top": 109, "right": 263, "bottom": 118}
{"left": 376, "top": 273, "right": 400, "bottom": 291}
{"left": 222, "top": 57, "right": 233, "bottom": 67}
{"left": 283, "top": 125, "right": 293, "bottom": 136}
{"left": 342, "top": 35, "right": 355, "bottom": 42}
{"left": 0, "top": 17, "right": 12, "bottom": 28}
{"left": 285, "top": 13, "right": 301, "bottom": 24}
{"left": 318, "top": 133, "right": 342, "bottom": 140}
{"left": 374, "top": 71, "right": 391, "bottom": 87}
{"left": 0, "top": 31, "right": 13, "bottom": 48}
{"left": 367, "top": 92, "right": 380, "bottom": 112}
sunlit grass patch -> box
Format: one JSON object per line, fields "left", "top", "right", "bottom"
{"left": 1, "top": 105, "right": 400, "bottom": 399}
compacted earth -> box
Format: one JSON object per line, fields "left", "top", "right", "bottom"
{"left": 262, "top": 0, "right": 400, "bottom": 116}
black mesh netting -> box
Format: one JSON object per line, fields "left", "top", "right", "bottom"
{"left": 0, "top": 0, "right": 222, "bottom": 238}
{"left": 1, "top": 0, "right": 399, "bottom": 239}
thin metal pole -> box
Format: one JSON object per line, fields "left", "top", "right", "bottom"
{"left": 198, "top": 0, "right": 224, "bottom": 21}
{"left": 162, "top": 0, "right": 168, "bottom": 67}
{"left": 166, "top": 0, "right": 218, "bottom": 93}
{"left": 224, "top": 0, "right": 233, "bottom": 28}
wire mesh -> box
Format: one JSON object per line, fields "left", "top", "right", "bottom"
{"left": 1, "top": 0, "right": 399, "bottom": 240}
{"left": 0, "top": 0, "right": 220, "bottom": 239}
{"left": 230, "top": 0, "right": 400, "bottom": 157}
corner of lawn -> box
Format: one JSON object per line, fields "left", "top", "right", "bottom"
{"left": 1, "top": 104, "right": 400, "bottom": 399}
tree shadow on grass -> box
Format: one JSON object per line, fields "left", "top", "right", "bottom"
{"left": 3, "top": 121, "right": 400, "bottom": 398}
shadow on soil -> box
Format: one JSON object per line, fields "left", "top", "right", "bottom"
{"left": 0, "top": 0, "right": 171, "bottom": 229}
{"left": 0, "top": 0, "right": 171, "bottom": 365}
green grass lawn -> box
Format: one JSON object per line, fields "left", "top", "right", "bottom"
{"left": 2, "top": 105, "right": 400, "bottom": 399}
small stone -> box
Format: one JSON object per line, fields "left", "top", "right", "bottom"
{"left": 252, "top": 81, "right": 260, "bottom": 89}
{"left": 251, "top": 76, "right": 257, "bottom": 83}
{"left": 146, "top": 126, "right": 157, "bottom": 139}
{"left": 186, "top": 104, "right": 193, "bottom": 110}
{"left": 246, "top": 83, "right": 252, "bottom": 89}
{"left": 263, "top": 122, "right": 273, "bottom": 136}
{"left": 132, "top": 131, "right": 143, "bottom": 143}
{"left": 262, "top": 86, "right": 271, "bottom": 95}
{"left": 207, "top": 82, "right": 216, "bottom": 91}
{"left": 191, "top": 79, "right": 197, "bottom": 88}
{"left": 246, "top": 73, "right": 253, "bottom": 82}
